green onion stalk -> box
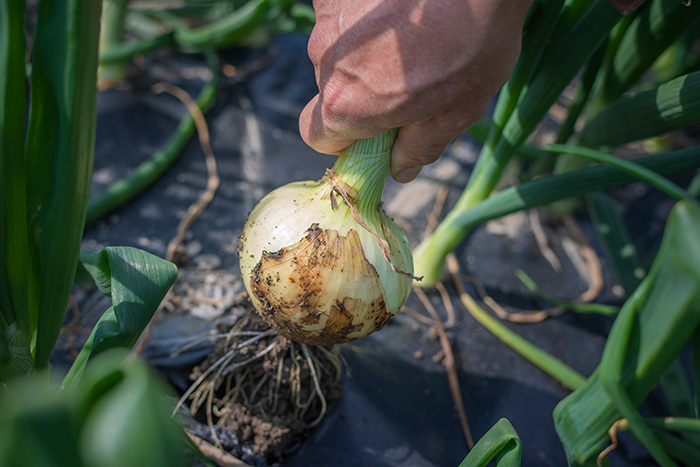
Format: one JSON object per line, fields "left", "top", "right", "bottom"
{"left": 98, "top": 0, "right": 131, "bottom": 87}
{"left": 551, "top": 0, "right": 700, "bottom": 202}
{"left": 238, "top": 129, "right": 416, "bottom": 346}
{"left": 86, "top": 48, "right": 219, "bottom": 224}
{"left": 413, "top": 1, "right": 622, "bottom": 286}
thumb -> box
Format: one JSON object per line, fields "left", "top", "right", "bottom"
{"left": 299, "top": 94, "right": 358, "bottom": 155}
{"left": 390, "top": 120, "right": 458, "bottom": 183}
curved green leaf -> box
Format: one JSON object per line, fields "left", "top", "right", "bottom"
{"left": 581, "top": 70, "right": 700, "bottom": 148}
{"left": 0, "top": 351, "right": 186, "bottom": 467}
{"left": 459, "top": 418, "right": 522, "bottom": 467}
{"left": 514, "top": 269, "right": 619, "bottom": 316}
{"left": 86, "top": 48, "right": 219, "bottom": 224}
{"left": 555, "top": 200, "right": 700, "bottom": 465}
{"left": 544, "top": 143, "right": 696, "bottom": 204}
{"left": 598, "top": 0, "right": 700, "bottom": 104}
{"left": 78, "top": 351, "right": 187, "bottom": 467}
{"left": 173, "top": 0, "right": 272, "bottom": 48}
{"left": 61, "top": 247, "right": 177, "bottom": 392}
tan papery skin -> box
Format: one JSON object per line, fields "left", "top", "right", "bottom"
{"left": 249, "top": 224, "right": 393, "bottom": 346}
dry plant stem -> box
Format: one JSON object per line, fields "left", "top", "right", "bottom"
{"left": 563, "top": 216, "right": 603, "bottom": 303}
{"left": 597, "top": 419, "right": 629, "bottom": 467}
{"left": 62, "top": 295, "right": 86, "bottom": 359}
{"left": 412, "top": 286, "right": 474, "bottom": 449}
{"left": 448, "top": 254, "right": 586, "bottom": 390}
{"left": 435, "top": 282, "right": 456, "bottom": 328}
{"left": 154, "top": 81, "right": 220, "bottom": 263}
{"left": 461, "top": 274, "right": 562, "bottom": 323}
{"left": 186, "top": 432, "right": 250, "bottom": 467}
{"left": 425, "top": 185, "right": 450, "bottom": 237}
{"left": 529, "top": 209, "right": 563, "bottom": 272}
{"left": 413, "top": 289, "right": 445, "bottom": 331}
{"left": 132, "top": 81, "right": 220, "bottom": 357}
{"left": 402, "top": 306, "right": 437, "bottom": 326}
{"left": 457, "top": 214, "right": 603, "bottom": 324}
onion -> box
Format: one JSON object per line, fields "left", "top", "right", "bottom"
{"left": 238, "top": 130, "right": 417, "bottom": 345}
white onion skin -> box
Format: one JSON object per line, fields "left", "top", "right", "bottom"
{"left": 238, "top": 179, "right": 413, "bottom": 345}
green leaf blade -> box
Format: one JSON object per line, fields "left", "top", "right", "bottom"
{"left": 0, "top": 0, "right": 29, "bottom": 335}
{"left": 554, "top": 200, "right": 700, "bottom": 464}
{"left": 459, "top": 418, "right": 522, "bottom": 467}
{"left": 581, "top": 70, "right": 700, "bottom": 148}
{"left": 78, "top": 351, "right": 187, "bottom": 467}
{"left": 587, "top": 193, "right": 645, "bottom": 296}
{"left": 62, "top": 247, "right": 177, "bottom": 392}
{"left": 599, "top": 0, "right": 700, "bottom": 103}
{"left": 25, "top": 0, "right": 103, "bottom": 369}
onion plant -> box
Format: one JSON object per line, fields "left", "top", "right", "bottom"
{"left": 407, "top": 0, "right": 700, "bottom": 465}
{"left": 413, "top": 0, "right": 700, "bottom": 284}
{"left": 3, "top": 0, "right": 698, "bottom": 465}
{"left": 0, "top": 2, "right": 188, "bottom": 465}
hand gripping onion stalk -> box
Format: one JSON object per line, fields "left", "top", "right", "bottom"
{"left": 238, "top": 129, "right": 419, "bottom": 345}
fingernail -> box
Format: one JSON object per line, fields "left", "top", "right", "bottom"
{"left": 393, "top": 167, "right": 421, "bottom": 183}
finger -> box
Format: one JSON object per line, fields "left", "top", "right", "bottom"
{"left": 299, "top": 90, "right": 391, "bottom": 156}
{"left": 390, "top": 120, "right": 458, "bottom": 183}
{"left": 299, "top": 94, "right": 355, "bottom": 155}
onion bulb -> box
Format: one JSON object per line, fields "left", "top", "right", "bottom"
{"left": 238, "top": 130, "right": 418, "bottom": 346}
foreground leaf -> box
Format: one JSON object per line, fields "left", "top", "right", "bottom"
{"left": 61, "top": 247, "right": 177, "bottom": 392}
{"left": 0, "top": 351, "right": 186, "bottom": 467}
{"left": 459, "top": 418, "right": 522, "bottom": 467}
{"left": 78, "top": 351, "right": 186, "bottom": 467}
{"left": 554, "top": 200, "right": 700, "bottom": 465}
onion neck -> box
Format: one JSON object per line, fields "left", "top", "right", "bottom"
{"left": 331, "top": 129, "right": 397, "bottom": 222}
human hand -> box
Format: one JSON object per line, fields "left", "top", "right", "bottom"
{"left": 299, "top": 0, "right": 533, "bottom": 182}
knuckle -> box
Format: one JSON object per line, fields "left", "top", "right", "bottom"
{"left": 319, "top": 83, "right": 354, "bottom": 130}
{"left": 306, "top": 29, "right": 326, "bottom": 66}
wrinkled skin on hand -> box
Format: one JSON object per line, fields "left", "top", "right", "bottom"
{"left": 300, "top": 0, "right": 533, "bottom": 183}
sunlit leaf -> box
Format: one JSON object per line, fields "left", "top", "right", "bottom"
{"left": 61, "top": 247, "right": 177, "bottom": 392}
{"left": 459, "top": 418, "right": 522, "bottom": 467}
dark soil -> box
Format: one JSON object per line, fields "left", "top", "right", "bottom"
{"left": 186, "top": 310, "right": 343, "bottom": 462}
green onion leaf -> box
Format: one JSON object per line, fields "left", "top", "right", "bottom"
{"left": 458, "top": 418, "right": 522, "bottom": 467}
{"left": 24, "top": 0, "right": 103, "bottom": 370}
